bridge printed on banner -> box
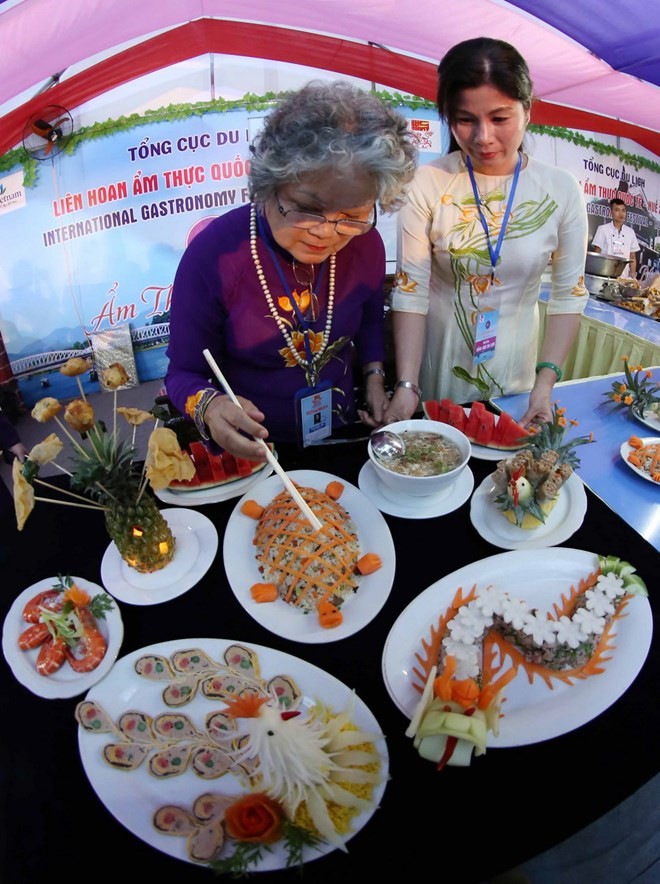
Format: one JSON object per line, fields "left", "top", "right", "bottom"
{"left": 10, "top": 323, "right": 170, "bottom": 376}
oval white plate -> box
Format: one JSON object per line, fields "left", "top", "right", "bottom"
{"left": 78, "top": 638, "right": 388, "bottom": 869}
{"left": 358, "top": 461, "right": 474, "bottom": 519}
{"left": 2, "top": 576, "right": 123, "bottom": 699}
{"left": 224, "top": 470, "right": 395, "bottom": 643}
{"left": 155, "top": 462, "right": 274, "bottom": 507}
{"left": 470, "top": 471, "right": 588, "bottom": 549}
{"left": 620, "top": 436, "right": 660, "bottom": 484}
{"left": 100, "top": 508, "right": 218, "bottom": 605}
{"left": 382, "top": 548, "right": 652, "bottom": 747}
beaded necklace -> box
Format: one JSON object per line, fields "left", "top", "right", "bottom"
{"left": 250, "top": 203, "right": 335, "bottom": 383}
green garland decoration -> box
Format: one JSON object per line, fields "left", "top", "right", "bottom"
{"left": 1, "top": 90, "right": 657, "bottom": 186}
{"left": 528, "top": 124, "right": 660, "bottom": 174}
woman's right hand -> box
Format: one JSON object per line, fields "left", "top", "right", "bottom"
{"left": 203, "top": 395, "right": 269, "bottom": 462}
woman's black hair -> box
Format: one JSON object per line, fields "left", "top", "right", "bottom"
{"left": 437, "top": 37, "right": 534, "bottom": 153}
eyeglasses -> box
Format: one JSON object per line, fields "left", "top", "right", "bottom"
{"left": 275, "top": 194, "right": 377, "bottom": 236}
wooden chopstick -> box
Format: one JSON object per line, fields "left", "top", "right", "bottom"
{"left": 202, "top": 349, "right": 323, "bottom": 532}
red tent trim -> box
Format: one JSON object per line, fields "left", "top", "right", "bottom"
{"left": 2, "top": 19, "right": 658, "bottom": 158}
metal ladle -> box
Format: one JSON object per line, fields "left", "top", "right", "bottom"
{"left": 369, "top": 429, "right": 406, "bottom": 463}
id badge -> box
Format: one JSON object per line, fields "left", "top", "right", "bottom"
{"left": 473, "top": 307, "right": 498, "bottom": 364}
{"left": 295, "top": 380, "right": 332, "bottom": 447}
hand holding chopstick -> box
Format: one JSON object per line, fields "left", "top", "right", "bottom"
{"left": 202, "top": 349, "right": 323, "bottom": 533}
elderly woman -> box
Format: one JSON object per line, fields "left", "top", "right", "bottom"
{"left": 165, "top": 80, "right": 417, "bottom": 459}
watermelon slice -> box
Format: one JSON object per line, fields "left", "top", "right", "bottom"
{"left": 168, "top": 441, "right": 269, "bottom": 491}
{"left": 445, "top": 403, "right": 467, "bottom": 432}
{"left": 489, "top": 412, "right": 534, "bottom": 449}
{"left": 423, "top": 397, "right": 532, "bottom": 449}
{"left": 422, "top": 400, "right": 442, "bottom": 421}
{"left": 463, "top": 401, "right": 495, "bottom": 446}
{"left": 423, "top": 399, "right": 467, "bottom": 431}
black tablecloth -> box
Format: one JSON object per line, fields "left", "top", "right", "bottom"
{"left": 1, "top": 441, "right": 658, "bottom": 882}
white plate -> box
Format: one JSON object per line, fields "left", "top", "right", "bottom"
{"left": 382, "top": 548, "right": 652, "bottom": 747}
{"left": 77, "top": 638, "right": 388, "bottom": 869}
{"left": 100, "top": 509, "right": 218, "bottom": 605}
{"left": 469, "top": 471, "right": 588, "bottom": 549}
{"left": 620, "top": 436, "right": 660, "bottom": 484}
{"left": 155, "top": 462, "right": 275, "bottom": 507}
{"left": 631, "top": 405, "right": 660, "bottom": 435}
{"left": 358, "top": 461, "right": 474, "bottom": 519}
{"left": 2, "top": 576, "right": 123, "bottom": 699}
{"left": 224, "top": 470, "right": 395, "bottom": 643}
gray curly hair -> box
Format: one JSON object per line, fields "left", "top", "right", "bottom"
{"left": 248, "top": 80, "right": 418, "bottom": 213}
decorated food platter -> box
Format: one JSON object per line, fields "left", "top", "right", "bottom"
{"left": 224, "top": 470, "right": 395, "bottom": 643}
{"left": 76, "top": 638, "right": 388, "bottom": 872}
{"left": 2, "top": 575, "right": 123, "bottom": 699}
{"left": 382, "top": 548, "right": 651, "bottom": 749}
{"left": 101, "top": 509, "right": 218, "bottom": 605}
{"left": 422, "top": 400, "right": 532, "bottom": 461}
{"left": 470, "top": 471, "right": 587, "bottom": 549}
{"left": 620, "top": 436, "right": 660, "bottom": 484}
{"left": 155, "top": 461, "right": 275, "bottom": 506}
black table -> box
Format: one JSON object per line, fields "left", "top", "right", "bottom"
{"left": 1, "top": 440, "right": 658, "bottom": 882}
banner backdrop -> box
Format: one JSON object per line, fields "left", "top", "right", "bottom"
{"left": 0, "top": 104, "right": 658, "bottom": 407}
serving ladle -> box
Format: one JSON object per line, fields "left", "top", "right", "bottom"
{"left": 369, "top": 429, "right": 406, "bottom": 462}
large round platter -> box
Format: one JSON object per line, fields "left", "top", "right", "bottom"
{"left": 620, "top": 436, "right": 660, "bottom": 485}
{"left": 100, "top": 509, "right": 218, "bottom": 605}
{"left": 155, "top": 461, "right": 275, "bottom": 507}
{"left": 77, "top": 638, "right": 388, "bottom": 870}
{"left": 469, "top": 471, "right": 587, "bottom": 549}
{"left": 382, "top": 548, "right": 652, "bottom": 747}
{"left": 224, "top": 470, "right": 395, "bottom": 643}
{"left": 2, "top": 576, "right": 123, "bottom": 699}
{"left": 358, "top": 460, "right": 474, "bottom": 519}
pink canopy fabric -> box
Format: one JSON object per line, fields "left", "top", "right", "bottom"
{"left": 1, "top": 0, "right": 659, "bottom": 156}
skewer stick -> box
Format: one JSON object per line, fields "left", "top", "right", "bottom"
{"left": 202, "top": 349, "right": 322, "bottom": 533}
{"left": 34, "top": 496, "right": 108, "bottom": 511}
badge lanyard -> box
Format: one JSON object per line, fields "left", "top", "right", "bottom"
{"left": 466, "top": 152, "right": 522, "bottom": 364}
{"left": 256, "top": 213, "right": 332, "bottom": 446}
{"left": 466, "top": 151, "right": 522, "bottom": 285}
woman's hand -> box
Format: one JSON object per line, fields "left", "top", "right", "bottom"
{"left": 519, "top": 378, "right": 554, "bottom": 427}
{"left": 381, "top": 386, "right": 420, "bottom": 424}
{"left": 204, "top": 395, "right": 269, "bottom": 461}
{"left": 357, "top": 374, "right": 390, "bottom": 428}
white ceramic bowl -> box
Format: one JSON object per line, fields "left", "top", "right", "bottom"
{"left": 368, "top": 419, "right": 471, "bottom": 500}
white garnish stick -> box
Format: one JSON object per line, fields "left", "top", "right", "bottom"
{"left": 203, "top": 349, "right": 322, "bottom": 533}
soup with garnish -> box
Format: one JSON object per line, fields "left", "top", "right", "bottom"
{"left": 383, "top": 431, "right": 463, "bottom": 477}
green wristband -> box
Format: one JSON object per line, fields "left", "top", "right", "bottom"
{"left": 535, "top": 361, "right": 563, "bottom": 383}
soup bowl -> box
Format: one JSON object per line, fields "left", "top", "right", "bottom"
{"left": 367, "top": 419, "right": 471, "bottom": 500}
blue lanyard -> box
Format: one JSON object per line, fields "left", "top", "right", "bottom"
{"left": 256, "top": 213, "right": 327, "bottom": 367}
{"left": 466, "top": 152, "right": 522, "bottom": 284}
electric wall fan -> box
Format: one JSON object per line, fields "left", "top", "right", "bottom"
{"left": 22, "top": 105, "right": 74, "bottom": 160}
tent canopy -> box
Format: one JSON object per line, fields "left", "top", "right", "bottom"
{"left": 1, "top": 0, "right": 659, "bottom": 156}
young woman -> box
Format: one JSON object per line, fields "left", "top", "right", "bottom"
{"left": 165, "top": 81, "right": 417, "bottom": 460}
{"left": 386, "top": 37, "right": 589, "bottom": 427}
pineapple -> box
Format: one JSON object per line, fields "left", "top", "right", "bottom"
{"left": 70, "top": 425, "right": 175, "bottom": 573}
{"left": 491, "top": 405, "right": 594, "bottom": 529}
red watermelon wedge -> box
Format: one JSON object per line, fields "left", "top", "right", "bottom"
{"left": 489, "top": 411, "right": 535, "bottom": 449}
{"left": 423, "top": 398, "right": 533, "bottom": 449}
{"left": 168, "top": 441, "right": 270, "bottom": 491}
{"left": 463, "top": 401, "right": 495, "bottom": 446}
